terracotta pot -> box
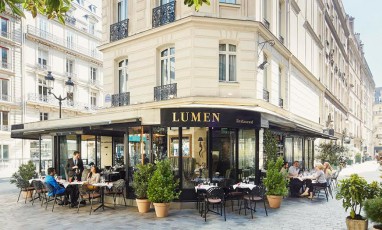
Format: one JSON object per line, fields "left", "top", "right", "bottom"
{"left": 136, "top": 199, "right": 151, "bottom": 213}
{"left": 267, "top": 195, "right": 283, "bottom": 208}
{"left": 22, "top": 190, "right": 33, "bottom": 199}
{"left": 345, "top": 217, "right": 368, "bottom": 230}
{"left": 153, "top": 203, "right": 170, "bottom": 217}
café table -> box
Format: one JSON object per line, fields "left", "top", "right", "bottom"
{"left": 91, "top": 182, "right": 114, "bottom": 212}
{"left": 233, "top": 182, "right": 256, "bottom": 190}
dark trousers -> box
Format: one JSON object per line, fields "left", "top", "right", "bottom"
{"left": 59, "top": 185, "right": 78, "bottom": 204}
{"left": 306, "top": 180, "right": 326, "bottom": 193}
{"left": 289, "top": 178, "right": 304, "bottom": 196}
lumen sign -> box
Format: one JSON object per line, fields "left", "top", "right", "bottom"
{"left": 161, "top": 108, "right": 261, "bottom": 128}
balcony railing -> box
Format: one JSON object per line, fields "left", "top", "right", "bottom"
{"left": 89, "top": 78, "right": 101, "bottom": 87}
{"left": 263, "top": 18, "right": 270, "bottom": 29}
{"left": 152, "top": 1, "right": 176, "bottom": 28}
{"left": 0, "top": 94, "right": 11, "bottom": 102}
{"left": 65, "top": 16, "right": 77, "bottom": 26}
{"left": 65, "top": 72, "right": 77, "bottom": 81}
{"left": 154, "top": 83, "right": 177, "bottom": 101}
{"left": 279, "top": 98, "right": 283, "bottom": 108}
{"left": 263, "top": 89, "right": 269, "bottom": 102}
{"left": 1, "top": 61, "right": 12, "bottom": 71}
{"left": 110, "top": 19, "right": 129, "bottom": 42}
{"left": 26, "top": 25, "right": 102, "bottom": 60}
{"left": 35, "top": 63, "right": 51, "bottom": 71}
{"left": 27, "top": 93, "right": 94, "bottom": 111}
{"left": 111, "top": 92, "right": 130, "bottom": 107}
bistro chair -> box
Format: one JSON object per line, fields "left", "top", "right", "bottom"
{"left": 31, "top": 180, "right": 47, "bottom": 206}
{"left": 239, "top": 185, "right": 268, "bottom": 219}
{"left": 202, "top": 187, "right": 226, "bottom": 222}
{"left": 330, "top": 170, "right": 339, "bottom": 188}
{"left": 43, "top": 182, "right": 66, "bottom": 212}
{"left": 225, "top": 185, "right": 244, "bottom": 212}
{"left": 77, "top": 184, "right": 101, "bottom": 215}
{"left": 104, "top": 179, "right": 126, "bottom": 207}
{"left": 16, "top": 178, "right": 35, "bottom": 204}
{"left": 310, "top": 178, "right": 332, "bottom": 202}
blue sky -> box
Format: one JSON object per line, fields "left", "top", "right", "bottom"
{"left": 343, "top": 0, "right": 382, "bottom": 87}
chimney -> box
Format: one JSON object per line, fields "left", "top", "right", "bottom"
{"left": 349, "top": 16, "right": 355, "bottom": 32}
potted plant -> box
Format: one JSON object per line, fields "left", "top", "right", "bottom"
{"left": 132, "top": 163, "right": 155, "bottom": 213}
{"left": 147, "top": 159, "right": 181, "bottom": 217}
{"left": 263, "top": 156, "right": 288, "bottom": 208}
{"left": 336, "top": 174, "right": 380, "bottom": 230}
{"left": 10, "top": 160, "right": 36, "bottom": 199}
{"left": 364, "top": 198, "right": 382, "bottom": 230}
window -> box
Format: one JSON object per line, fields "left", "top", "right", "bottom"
{"left": 0, "top": 111, "right": 8, "bottom": 131}
{"left": 278, "top": 66, "right": 282, "bottom": 99}
{"left": 91, "top": 92, "right": 97, "bottom": 108}
{"left": 90, "top": 67, "right": 97, "bottom": 83}
{"left": 160, "top": 0, "right": 174, "bottom": 5}
{"left": 0, "top": 145, "right": 8, "bottom": 159}
{"left": 219, "top": 0, "right": 236, "bottom": 3}
{"left": 38, "top": 78, "right": 48, "bottom": 101}
{"left": 1, "top": 46, "right": 8, "bottom": 68}
{"left": 66, "top": 31, "right": 74, "bottom": 49}
{"left": 117, "top": 0, "right": 128, "bottom": 21}
{"left": 76, "top": 0, "right": 84, "bottom": 5}
{"left": 118, "top": 59, "right": 128, "bottom": 93}
{"left": 160, "top": 47, "right": 175, "bottom": 85}
{"left": 0, "top": 17, "right": 8, "bottom": 38}
{"left": 88, "top": 22, "right": 95, "bottom": 35}
{"left": 38, "top": 49, "right": 48, "bottom": 69}
{"left": 0, "top": 78, "right": 9, "bottom": 101}
{"left": 263, "top": 0, "right": 268, "bottom": 20}
{"left": 39, "top": 112, "right": 48, "bottom": 121}
{"left": 263, "top": 54, "right": 268, "bottom": 89}
{"left": 39, "top": 19, "right": 48, "bottom": 38}
{"left": 66, "top": 59, "right": 74, "bottom": 74}
{"left": 219, "top": 44, "right": 236, "bottom": 82}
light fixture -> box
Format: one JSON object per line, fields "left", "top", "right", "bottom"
{"left": 257, "top": 39, "right": 275, "bottom": 57}
{"left": 44, "top": 71, "right": 75, "bottom": 119}
{"left": 258, "top": 60, "right": 268, "bottom": 70}
{"left": 198, "top": 137, "right": 203, "bottom": 157}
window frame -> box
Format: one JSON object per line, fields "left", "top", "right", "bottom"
{"left": 160, "top": 47, "right": 175, "bottom": 86}
{"left": 219, "top": 43, "right": 237, "bottom": 82}
{"left": 118, "top": 59, "right": 128, "bottom": 93}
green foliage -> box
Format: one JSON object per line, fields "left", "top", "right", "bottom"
{"left": 355, "top": 153, "right": 361, "bottom": 163}
{"left": 316, "top": 142, "right": 346, "bottom": 165}
{"left": 263, "top": 157, "right": 288, "bottom": 196}
{"left": 336, "top": 174, "right": 381, "bottom": 219}
{"left": 10, "top": 161, "right": 36, "bottom": 189}
{"left": 183, "top": 0, "right": 210, "bottom": 11}
{"left": 147, "top": 159, "right": 181, "bottom": 203}
{"left": 364, "top": 198, "right": 382, "bottom": 225}
{"left": 263, "top": 129, "right": 278, "bottom": 168}
{"left": 132, "top": 163, "right": 155, "bottom": 199}
{"left": 0, "top": 0, "right": 72, "bottom": 24}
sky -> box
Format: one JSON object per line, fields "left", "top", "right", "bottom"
{"left": 343, "top": 0, "right": 382, "bottom": 87}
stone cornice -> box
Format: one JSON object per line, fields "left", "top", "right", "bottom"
{"left": 324, "top": 11, "right": 348, "bottom": 62}
{"left": 303, "top": 21, "right": 324, "bottom": 49}
{"left": 333, "top": 0, "right": 349, "bottom": 37}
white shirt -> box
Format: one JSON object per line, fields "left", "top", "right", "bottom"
{"left": 288, "top": 166, "right": 299, "bottom": 177}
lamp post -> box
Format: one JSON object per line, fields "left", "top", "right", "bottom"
{"left": 45, "top": 71, "right": 75, "bottom": 119}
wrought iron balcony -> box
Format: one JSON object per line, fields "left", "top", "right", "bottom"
{"left": 279, "top": 98, "right": 283, "bottom": 108}
{"left": 111, "top": 92, "right": 130, "bottom": 107}
{"left": 65, "top": 16, "right": 76, "bottom": 26}
{"left": 263, "top": 89, "right": 269, "bottom": 102}
{"left": 110, "top": 19, "right": 129, "bottom": 42}
{"left": 152, "top": 1, "right": 176, "bottom": 28}
{"left": 1, "top": 61, "right": 12, "bottom": 71}
{"left": 89, "top": 78, "right": 101, "bottom": 87}
{"left": 154, "top": 83, "right": 177, "bottom": 101}
{"left": 0, "top": 94, "right": 11, "bottom": 102}
{"left": 0, "top": 125, "right": 9, "bottom": 131}
{"left": 35, "top": 63, "right": 51, "bottom": 71}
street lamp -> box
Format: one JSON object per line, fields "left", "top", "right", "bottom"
{"left": 45, "top": 71, "right": 75, "bottom": 118}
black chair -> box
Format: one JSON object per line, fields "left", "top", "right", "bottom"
{"left": 43, "top": 182, "right": 66, "bottom": 212}
{"left": 77, "top": 184, "right": 101, "bottom": 215}
{"left": 104, "top": 179, "right": 126, "bottom": 207}
{"left": 331, "top": 171, "right": 339, "bottom": 188}
{"left": 239, "top": 185, "right": 268, "bottom": 218}
{"left": 202, "top": 187, "right": 226, "bottom": 222}
{"left": 16, "top": 178, "right": 35, "bottom": 204}
{"left": 31, "top": 180, "right": 47, "bottom": 206}
{"left": 225, "top": 186, "right": 244, "bottom": 212}
{"left": 310, "top": 179, "right": 331, "bottom": 202}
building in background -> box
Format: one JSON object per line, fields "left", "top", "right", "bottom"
{"left": 11, "top": 0, "right": 375, "bottom": 199}
{"left": 373, "top": 87, "right": 382, "bottom": 156}
{"left": 1, "top": 0, "right": 103, "bottom": 177}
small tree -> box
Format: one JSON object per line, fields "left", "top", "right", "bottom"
{"left": 132, "top": 163, "right": 155, "bottom": 199}
{"left": 316, "top": 142, "right": 346, "bottom": 166}
{"left": 263, "top": 157, "right": 288, "bottom": 196}
{"left": 10, "top": 161, "right": 36, "bottom": 188}
{"left": 263, "top": 129, "right": 278, "bottom": 169}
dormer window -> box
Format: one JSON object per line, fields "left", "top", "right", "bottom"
{"left": 89, "top": 4, "right": 97, "bottom": 13}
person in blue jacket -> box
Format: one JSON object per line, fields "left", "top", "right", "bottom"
{"left": 45, "top": 167, "right": 78, "bottom": 207}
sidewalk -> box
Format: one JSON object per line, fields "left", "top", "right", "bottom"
{"left": 0, "top": 161, "right": 380, "bottom": 230}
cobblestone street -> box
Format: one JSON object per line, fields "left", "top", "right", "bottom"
{"left": 0, "top": 161, "right": 380, "bottom": 230}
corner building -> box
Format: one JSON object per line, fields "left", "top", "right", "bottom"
{"left": 12, "top": 0, "right": 374, "bottom": 200}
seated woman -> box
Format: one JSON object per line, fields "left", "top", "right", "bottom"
{"left": 280, "top": 161, "right": 291, "bottom": 182}
{"left": 86, "top": 165, "right": 100, "bottom": 190}
{"left": 300, "top": 163, "right": 327, "bottom": 199}
{"left": 323, "top": 162, "right": 335, "bottom": 179}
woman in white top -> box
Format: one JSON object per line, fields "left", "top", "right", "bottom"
{"left": 87, "top": 165, "right": 100, "bottom": 184}
{"left": 300, "top": 163, "right": 327, "bottom": 199}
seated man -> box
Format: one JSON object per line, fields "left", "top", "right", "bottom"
{"left": 45, "top": 167, "right": 78, "bottom": 207}
{"left": 288, "top": 161, "right": 304, "bottom": 197}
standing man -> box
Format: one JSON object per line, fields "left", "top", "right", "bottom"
{"left": 66, "top": 151, "right": 84, "bottom": 182}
